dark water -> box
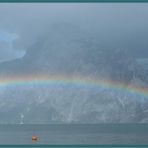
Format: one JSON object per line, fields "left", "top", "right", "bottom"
{"left": 0, "top": 124, "right": 148, "bottom": 145}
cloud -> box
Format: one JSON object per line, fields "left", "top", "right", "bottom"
{"left": 0, "top": 3, "right": 148, "bottom": 61}
{"left": 0, "top": 31, "right": 25, "bottom": 62}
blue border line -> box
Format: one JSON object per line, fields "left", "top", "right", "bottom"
{"left": 0, "top": 145, "right": 148, "bottom": 147}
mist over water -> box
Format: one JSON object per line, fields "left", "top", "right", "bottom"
{"left": 0, "top": 4, "right": 148, "bottom": 124}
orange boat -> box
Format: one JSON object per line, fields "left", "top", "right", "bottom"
{"left": 32, "top": 135, "right": 38, "bottom": 141}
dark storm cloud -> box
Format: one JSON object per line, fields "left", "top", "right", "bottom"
{"left": 0, "top": 3, "right": 148, "bottom": 62}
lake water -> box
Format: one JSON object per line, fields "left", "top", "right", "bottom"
{"left": 0, "top": 124, "right": 148, "bottom": 146}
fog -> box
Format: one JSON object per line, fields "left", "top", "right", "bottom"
{"left": 0, "top": 3, "right": 148, "bottom": 62}
{"left": 1, "top": 3, "right": 148, "bottom": 123}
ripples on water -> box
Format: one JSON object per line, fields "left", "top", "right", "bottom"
{"left": 0, "top": 124, "right": 148, "bottom": 146}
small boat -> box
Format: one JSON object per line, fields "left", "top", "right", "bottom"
{"left": 32, "top": 135, "right": 38, "bottom": 141}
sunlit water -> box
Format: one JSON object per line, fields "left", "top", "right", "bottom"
{"left": 0, "top": 124, "right": 148, "bottom": 146}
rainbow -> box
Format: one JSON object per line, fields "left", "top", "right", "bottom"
{"left": 0, "top": 74, "right": 148, "bottom": 97}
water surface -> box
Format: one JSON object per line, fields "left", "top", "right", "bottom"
{"left": 0, "top": 124, "right": 148, "bottom": 145}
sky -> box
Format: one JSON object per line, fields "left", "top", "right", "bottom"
{"left": 0, "top": 3, "right": 148, "bottom": 62}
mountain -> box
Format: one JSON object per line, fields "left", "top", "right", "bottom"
{"left": 0, "top": 23, "right": 148, "bottom": 123}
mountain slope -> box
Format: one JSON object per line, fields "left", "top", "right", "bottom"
{"left": 0, "top": 23, "right": 148, "bottom": 123}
